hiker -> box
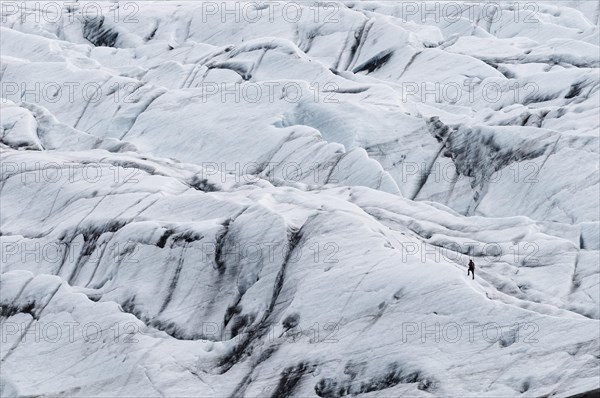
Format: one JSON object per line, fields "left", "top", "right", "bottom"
{"left": 467, "top": 259, "right": 475, "bottom": 280}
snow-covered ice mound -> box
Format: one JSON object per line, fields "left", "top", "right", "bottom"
{"left": 1, "top": 1, "right": 598, "bottom": 397}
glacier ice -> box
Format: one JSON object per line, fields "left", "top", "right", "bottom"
{"left": 1, "top": 1, "right": 599, "bottom": 397}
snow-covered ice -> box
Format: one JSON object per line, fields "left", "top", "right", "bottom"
{"left": 0, "top": 1, "right": 599, "bottom": 397}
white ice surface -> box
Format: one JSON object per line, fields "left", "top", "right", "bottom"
{"left": 1, "top": 1, "right": 599, "bottom": 397}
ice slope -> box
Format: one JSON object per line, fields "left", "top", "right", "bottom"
{"left": 1, "top": 100, "right": 599, "bottom": 397}
{"left": 1, "top": 1, "right": 599, "bottom": 397}
{"left": 1, "top": 140, "right": 599, "bottom": 397}
{"left": 2, "top": 1, "right": 598, "bottom": 222}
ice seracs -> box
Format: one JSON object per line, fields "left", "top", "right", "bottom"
{"left": 1, "top": 1, "right": 599, "bottom": 397}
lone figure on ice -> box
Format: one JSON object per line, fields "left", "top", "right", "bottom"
{"left": 467, "top": 259, "right": 475, "bottom": 280}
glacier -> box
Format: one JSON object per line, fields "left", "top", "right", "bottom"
{"left": 0, "top": 1, "right": 599, "bottom": 397}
